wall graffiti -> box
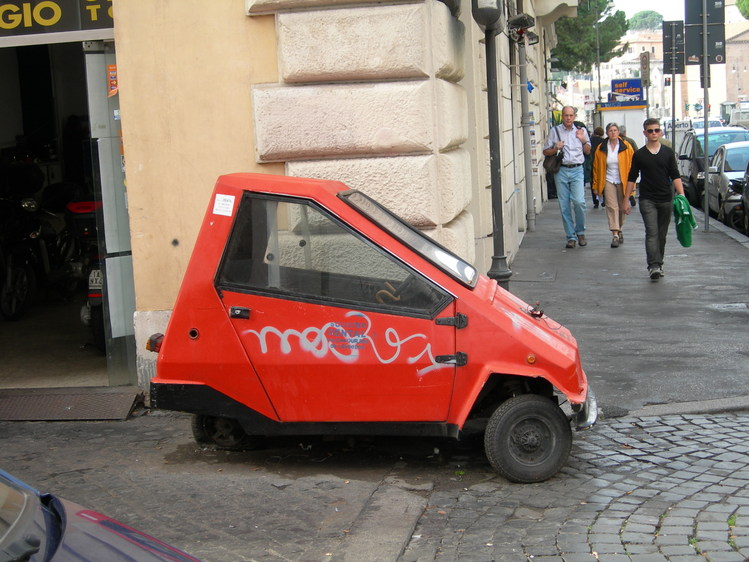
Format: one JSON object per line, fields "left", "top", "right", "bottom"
{"left": 243, "top": 310, "right": 447, "bottom": 375}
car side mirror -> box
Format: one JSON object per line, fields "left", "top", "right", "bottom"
{"left": 679, "top": 154, "right": 690, "bottom": 160}
{"left": 730, "top": 179, "right": 744, "bottom": 194}
{"left": 708, "top": 166, "right": 719, "bottom": 174}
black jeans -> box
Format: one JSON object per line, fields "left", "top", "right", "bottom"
{"left": 639, "top": 198, "right": 672, "bottom": 269}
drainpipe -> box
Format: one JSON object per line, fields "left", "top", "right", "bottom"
{"left": 518, "top": 35, "right": 536, "bottom": 231}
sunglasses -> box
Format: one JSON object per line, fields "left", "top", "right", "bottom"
{"left": 646, "top": 128, "right": 661, "bottom": 133}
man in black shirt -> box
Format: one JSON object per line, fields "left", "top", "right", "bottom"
{"left": 624, "top": 118, "right": 685, "bottom": 281}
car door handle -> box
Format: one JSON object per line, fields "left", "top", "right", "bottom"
{"left": 229, "top": 306, "right": 250, "bottom": 319}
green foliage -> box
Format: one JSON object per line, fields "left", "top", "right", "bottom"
{"left": 551, "top": 0, "right": 629, "bottom": 73}
{"left": 629, "top": 10, "right": 663, "bottom": 30}
{"left": 738, "top": 0, "right": 749, "bottom": 19}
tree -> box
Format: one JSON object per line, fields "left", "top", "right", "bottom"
{"left": 551, "top": 0, "right": 628, "bottom": 74}
{"left": 629, "top": 10, "right": 663, "bottom": 30}
{"left": 738, "top": 0, "right": 749, "bottom": 19}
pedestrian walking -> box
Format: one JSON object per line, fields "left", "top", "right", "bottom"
{"left": 620, "top": 125, "right": 639, "bottom": 207}
{"left": 543, "top": 106, "right": 592, "bottom": 248}
{"left": 593, "top": 122, "right": 634, "bottom": 248}
{"left": 624, "top": 118, "right": 685, "bottom": 280}
{"left": 589, "top": 126, "right": 605, "bottom": 208}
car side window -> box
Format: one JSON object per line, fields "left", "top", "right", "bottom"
{"left": 216, "top": 194, "right": 451, "bottom": 317}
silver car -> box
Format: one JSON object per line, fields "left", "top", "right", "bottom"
{"left": 707, "top": 140, "right": 749, "bottom": 228}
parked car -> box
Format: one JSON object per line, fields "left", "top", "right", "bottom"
{"left": 0, "top": 468, "right": 200, "bottom": 562}
{"left": 677, "top": 126, "right": 749, "bottom": 206}
{"left": 691, "top": 117, "right": 724, "bottom": 129}
{"left": 706, "top": 141, "right": 749, "bottom": 229}
{"left": 146, "top": 173, "right": 597, "bottom": 483}
{"left": 741, "top": 163, "right": 749, "bottom": 234}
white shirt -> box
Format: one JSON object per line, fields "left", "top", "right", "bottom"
{"left": 605, "top": 141, "right": 621, "bottom": 184}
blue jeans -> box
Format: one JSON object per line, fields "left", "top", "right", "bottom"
{"left": 554, "top": 165, "right": 586, "bottom": 240}
{"left": 639, "top": 198, "right": 672, "bottom": 269}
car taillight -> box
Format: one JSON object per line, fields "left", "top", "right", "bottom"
{"left": 146, "top": 333, "right": 164, "bottom": 353}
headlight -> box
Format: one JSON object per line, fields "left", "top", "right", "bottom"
{"left": 20, "top": 198, "right": 38, "bottom": 212}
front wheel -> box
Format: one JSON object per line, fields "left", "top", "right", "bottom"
{"left": 191, "top": 414, "right": 263, "bottom": 451}
{"left": 484, "top": 394, "right": 572, "bottom": 483}
{"left": 0, "top": 263, "right": 36, "bottom": 321}
{"left": 724, "top": 207, "right": 743, "bottom": 231}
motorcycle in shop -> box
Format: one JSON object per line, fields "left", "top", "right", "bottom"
{"left": 0, "top": 163, "right": 90, "bottom": 321}
{"left": 69, "top": 198, "right": 105, "bottom": 350}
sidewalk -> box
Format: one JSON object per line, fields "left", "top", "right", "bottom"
{"left": 509, "top": 195, "right": 749, "bottom": 418}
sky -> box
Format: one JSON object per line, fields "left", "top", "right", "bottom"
{"left": 611, "top": 0, "right": 684, "bottom": 22}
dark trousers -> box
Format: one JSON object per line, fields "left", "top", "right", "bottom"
{"left": 639, "top": 198, "right": 672, "bottom": 269}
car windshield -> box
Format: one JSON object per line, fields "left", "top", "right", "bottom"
{"left": 696, "top": 131, "right": 749, "bottom": 158}
{"left": 339, "top": 190, "right": 478, "bottom": 287}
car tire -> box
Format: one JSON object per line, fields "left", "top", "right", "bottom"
{"left": 191, "top": 414, "right": 264, "bottom": 451}
{"left": 744, "top": 208, "right": 749, "bottom": 235}
{"left": 484, "top": 394, "right": 572, "bottom": 483}
{"left": 725, "top": 207, "right": 743, "bottom": 231}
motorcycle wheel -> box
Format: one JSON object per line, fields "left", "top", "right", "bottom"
{"left": 1, "top": 264, "right": 36, "bottom": 321}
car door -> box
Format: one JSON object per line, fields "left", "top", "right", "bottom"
{"left": 214, "top": 193, "right": 458, "bottom": 423}
{"left": 708, "top": 147, "right": 724, "bottom": 213}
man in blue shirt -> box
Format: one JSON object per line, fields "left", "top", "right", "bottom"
{"left": 543, "top": 106, "right": 592, "bottom": 248}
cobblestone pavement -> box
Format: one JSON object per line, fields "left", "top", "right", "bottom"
{"left": 403, "top": 413, "right": 749, "bottom": 562}
{"left": 3, "top": 409, "right": 749, "bottom": 561}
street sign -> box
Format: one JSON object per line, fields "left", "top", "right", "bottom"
{"left": 685, "top": 24, "right": 725, "bottom": 65}
{"left": 685, "top": 0, "right": 725, "bottom": 25}
{"left": 640, "top": 52, "right": 650, "bottom": 86}
{"left": 663, "top": 20, "right": 685, "bottom": 74}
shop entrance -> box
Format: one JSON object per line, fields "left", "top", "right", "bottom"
{"left": 0, "top": 37, "right": 137, "bottom": 399}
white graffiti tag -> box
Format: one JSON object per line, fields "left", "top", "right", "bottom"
{"left": 243, "top": 311, "right": 447, "bottom": 375}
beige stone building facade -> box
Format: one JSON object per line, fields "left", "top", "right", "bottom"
{"left": 111, "top": 0, "right": 578, "bottom": 389}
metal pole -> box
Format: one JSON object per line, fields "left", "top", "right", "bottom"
{"left": 519, "top": 36, "right": 535, "bottom": 232}
{"left": 702, "top": 0, "right": 710, "bottom": 230}
{"left": 595, "top": 7, "right": 602, "bottom": 104}
{"left": 484, "top": 28, "right": 512, "bottom": 289}
{"left": 671, "top": 23, "right": 677, "bottom": 147}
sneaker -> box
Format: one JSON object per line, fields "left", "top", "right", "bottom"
{"left": 649, "top": 268, "right": 660, "bottom": 280}
{"left": 611, "top": 235, "right": 620, "bottom": 248}
{"left": 658, "top": 267, "right": 665, "bottom": 278}
{"left": 618, "top": 232, "right": 623, "bottom": 244}
{"left": 577, "top": 234, "right": 587, "bottom": 247}
{"left": 565, "top": 239, "right": 576, "bottom": 249}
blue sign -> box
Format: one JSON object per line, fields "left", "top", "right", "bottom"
{"left": 610, "top": 79, "right": 643, "bottom": 101}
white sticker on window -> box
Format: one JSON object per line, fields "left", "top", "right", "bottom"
{"left": 213, "top": 194, "right": 235, "bottom": 216}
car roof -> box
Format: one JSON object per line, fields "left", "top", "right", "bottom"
{"left": 691, "top": 126, "right": 748, "bottom": 134}
{"left": 716, "top": 140, "right": 749, "bottom": 150}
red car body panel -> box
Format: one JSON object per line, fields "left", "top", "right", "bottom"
{"left": 151, "top": 173, "right": 589, "bottom": 432}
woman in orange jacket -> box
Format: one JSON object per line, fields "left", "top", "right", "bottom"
{"left": 592, "top": 122, "right": 635, "bottom": 247}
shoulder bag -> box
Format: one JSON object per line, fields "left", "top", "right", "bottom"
{"left": 542, "top": 126, "right": 564, "bottom": 174}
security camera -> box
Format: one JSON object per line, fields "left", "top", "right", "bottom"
{"left": 508, "top": 12, "right": 535, "bottom": 30}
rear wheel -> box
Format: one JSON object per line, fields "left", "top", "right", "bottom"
{"left": 484, "top": 394, "right": 571, "bottom": 483}
{"left": 191, "top": 414, "right": 263, "bottom": 451}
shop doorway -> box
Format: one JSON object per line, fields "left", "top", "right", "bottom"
{"left": 0, "top": 40, "right": 136, "bottom": 394}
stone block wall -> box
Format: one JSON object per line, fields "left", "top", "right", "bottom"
{"left": 249, "top": 0, "right": 474, "bottom": 261}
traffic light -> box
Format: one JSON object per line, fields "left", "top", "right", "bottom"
{"left": 665, "top": 77, "right": 671, "bottom": 86}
